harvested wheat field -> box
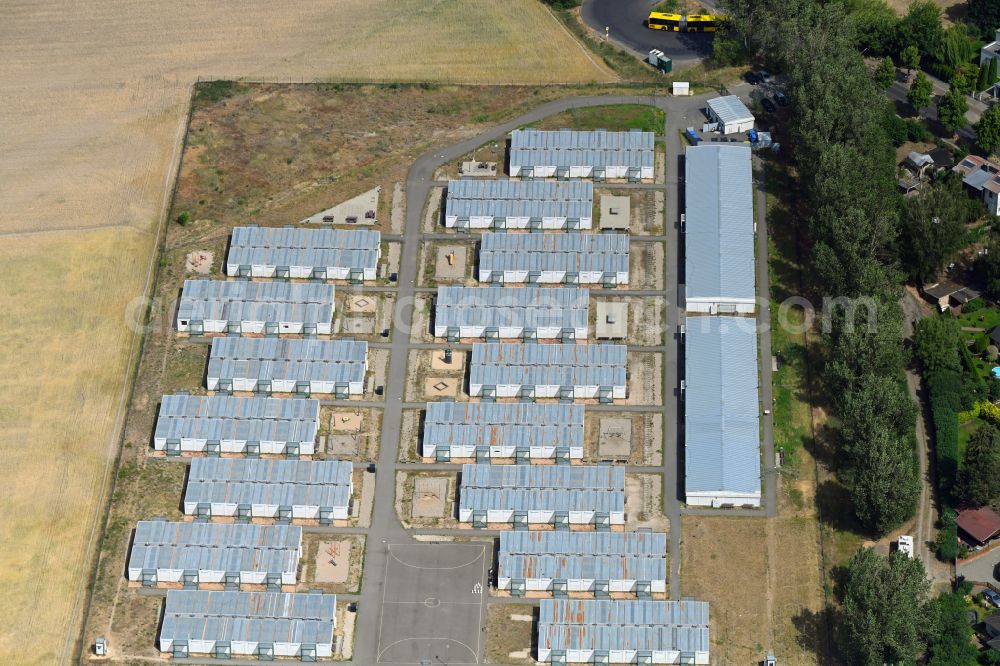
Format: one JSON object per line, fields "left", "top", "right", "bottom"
{"left": 0, "top": 2, "right": 611, "bottom": 664}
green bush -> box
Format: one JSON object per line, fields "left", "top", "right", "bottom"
{"left": 906, "top": 119, "right": 933, "bottom": 142}
{"left": 976, "top": 334, "right": 991, "bottom": 354}
{"left": 965, "top": 297, "right": 985, "bottom": 313}
{"left": 935, "top": 507, "right": 959, "bottom": 560}
{"left": 175, "top": 211, "right": 189, "bottom": 226}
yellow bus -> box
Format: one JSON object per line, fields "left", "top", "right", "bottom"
{"left": 645, "top": 12, "right": 724, "bottom": 33}
{"left": 646, "top": 12, "right": 682, "bottom": 31}
{"left": 684, "top": 14, "right": 721, "bottom": 32}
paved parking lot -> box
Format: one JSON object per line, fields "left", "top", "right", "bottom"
{"left": 960, "top": 549, "right": 1000, "bottom": 585}
{"left": 376, "top": 543, "right": 489, "bottom": 664}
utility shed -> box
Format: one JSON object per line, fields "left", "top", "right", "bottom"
{"left": 206, "top": 337, "right": 368, "bottom": 397}
{"left": 479, "top": 233, "right": 630, "bottom": 285}
{"left": 684, "top": 144, "right": 756, "bottom": 314}
{"left": 509, "top": 129, "right": 655, "bottom": 181}
{"left": 595, "top": 301, "right": 628, "bottom": 339}
{"left": 159, "top": 590, "right": 336, "bottom": 659}
{"left": 434, "top": 285, "right": 590, "bottom": 341}
{"left": 685, "top": 316, "right": 761, "bottom": 508}
{"left": 176, "top": 280, "right": 335, "bottom": 335}
{"left": 706, "top": 95, "right": 755, "bottom": 135}
{"left": 226, "top": 226, "right": 380, "bottom": 281}
{"left": 469, "top": 342, "right": 627, "bottom": 401}
{"left": 421, "top": 402, "right": 585, "bottom": 462}
{"left": 183, "top": 458, "right": 353, "bottom": 522}
{"left": 127, "top": 521, "right": 302, "bottom": 588}
{"left": 498, "top": 531, "right": 667, "bottom": 596}
{"left": 537, "top": 599, "right": 710, "bottom": 664}
{"left": 445, "top": 179, "right": 593, "bottom": 230}
{"left": 458, "top": 463, "right": 625, "bottom": 528}
{"left": 154, "top": 394, "right": 320, "bottom": 457}
{"left": 599, "top": 195, "right": 631, "bottom": 231}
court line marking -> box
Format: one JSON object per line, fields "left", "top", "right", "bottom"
{"left": 387, "top": 543, "right": 485, "bottom": 570}
{"left": 377, "top": 637, "right": 478, "bottom": 663}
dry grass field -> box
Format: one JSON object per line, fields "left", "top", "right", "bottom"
{"left": 0, "top": 2, "right": 612, "bottom": 664}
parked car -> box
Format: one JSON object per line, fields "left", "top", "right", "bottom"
{"left": 775, "top": 91, "right": 788, "bottom": 106}
{"left": 983, "top": 588, "right": 1000, "bottom": 609}
{"left": 745, "top": 71, "right": 760, "bottom": 85}
{"left": 759, "top": 70, "right": 773, "bottom": 84}
{"left": 761, "top": 97, "right": 777, "bottom": 113}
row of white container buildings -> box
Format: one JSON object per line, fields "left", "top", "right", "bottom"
{"left": 445, "top": 179, "right": 594, "bottom": 230}
{"left": 159, "top": 590, "right": 336, "bottom": 659}
{"left": 206, "top": 337, "right": 368, "bottom": 397}
{"left": 434, "top": 285, "right": 590, "bottom": 341}
{"left": 176, "top": 280, "right": 335, "bottom": 335}
{"left": 183, "top": 458, "right": 353, "bottom": 523}
{"left": 509, "top": 129, "right": 655, "bottom": 181}
{"left": 478, "top": 232, "right": 630, "bottom": 286}
{"left": 226, "top": 226, "right": 380, "bottom": 281}
{"left": 458, "top": 464, "right": 625, "bottom": 529}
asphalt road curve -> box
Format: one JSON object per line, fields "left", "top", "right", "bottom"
{"left": 581, "top": 0, "right": 714, "bottom": 64}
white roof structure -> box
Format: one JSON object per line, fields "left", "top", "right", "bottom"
{"left": 706, "top": 96, "right": 754, "bottom": 128}
{"left": 207, "top": 337, "right": 367, "bottom": 389}
{"left": 684, "top": 316, "right": 761, "bottom": 507}
{"left": 684, "top": 144, "right": 756, "bottom": 313}
{"left": 434, "top": 286, "right": 589, "bottom": 339}
{"left": 446, "top": 179, "right": 593, "bottom": 223}
{"left": 154, "top": 394, "right": 319, "bottom": 449}
{"left": 510, "top": 129, "right": 655, "bottom": 170}
{"left": 127, "top": 521, "right": 302, "bottom": 583}
{"left": 176, "top": 280, "right": 334, "bottom": 329}
{"left": 499, "top": 532, "right": 667, "bottom": 584}
{"left": 537, "top": 599, "right": 710, "bottom": 664}
{"left": 459, "top": 463, "right": 625, "bottom": 516}
{"left": 159, "top": 591, "right": 335, "bottom": 657}
{"left": 227, "top": 226, "right": 380, "bottom": 279}
{"left": 479, "top": 233, "right": 629, "bottom": 280}
{"left": 469, "top": 342, "right": 627, "bottom": 392}
{"left": 422, "top": 402, "right": 584, "bottom": 454}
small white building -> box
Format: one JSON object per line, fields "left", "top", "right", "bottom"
{"left": 478, "top": 233, "right": 630, "bottom": 286}
{"left": 498, "top": 532, "right": 667, "bottom": 597}
{"left": 226, "top": 226, "right": 380, "bottom": 281}
{"left": 981, "top": 29, "right": 1000, "bottom": 93}
{"left": 434, "top": 286, "right": 589, "bottom": 341}
{"left": 153, "top": 394, "right": 320, "bottom": 457}
{"left": 421, "top": 402, "right": 585, "bottom": 462}
{"left": 206, "top": 337, "right": 368, "bottom": 397}
{"left": 458, "top": 464, "right": 625, "bottom": 529}
{"left": 183, "top": 458, "right": 353, "bottom": 523}
{"left": 468, "top": 343, "right": 627, "bottom": 402}
{"left": 706, "top": 95, "right": 755, "bottom": 135}
{"left": 445, "top": 179, "right": 593, "bottom": 230}
{"left": 509, "top": 129, "right": 655, "bottom": 181}
{"left": 176, "top": 280, "right": 335, "bottom": 336}
{"left": 159, "top": 591, "right": 335, "bottom": 660}
{"left": 127, "top": 521, "right": 302, "bottom": 588}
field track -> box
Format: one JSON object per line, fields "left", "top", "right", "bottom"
{"left": 0, "top": 2, "right": 612, "bottom": 663}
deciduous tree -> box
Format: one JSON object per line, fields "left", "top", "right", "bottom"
{"left": 908, "top": 71, "right": 933, "bottom": 112}
{"left": 938, "top": 87, "right": 969, "bottom": 133}
{"left": 977, "top": 104, "right": 1000, "bottom": 155}
{"left": 957, "top": 423, "right": 1000, "bottom": 506}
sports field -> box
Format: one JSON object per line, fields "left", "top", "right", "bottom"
{"left": 0, "top": 2, "right": 611, "bottom": 663}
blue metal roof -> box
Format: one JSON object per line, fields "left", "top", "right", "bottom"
{"left": 154, "top": 395, "right": 319, "bottom": 444}
{"left": 177, "top": 280, "right": 334, "bottom": 325}
{"left": 684, "top": 316, "right": 761, "bottom": 497}
{"left": 510, "top": 129, "right": 654, "bottom": 169}
{"left": 435, "top": 286, "right": 589, "bottom": 330}
{"left": 479, "top": 233, "right": 629, "bottom": 275}
{"left": 424, "top": 402, "right": 584, "bottom": 450}
{"left": 684, "top": 144, "right": 756, "bottom": 303}
{"left": 446, "top": 179, "right": 593, "bottom": 220}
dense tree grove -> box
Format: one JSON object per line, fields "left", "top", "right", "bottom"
{"left": 898, "top": 177, "right": 978, "bottom": 284}
{"left": 721, "top": 0, "right": 919, "bottom": 535}
{"left": 840, "top": 548, "right": 931, "bottom": 666}
{"left": 957, "top": 423, "right": 1000, "bottom": 507}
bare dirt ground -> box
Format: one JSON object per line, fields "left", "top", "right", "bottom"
{"left": 410, "top": 294, "right": 435, "bottom": 343}
{"left": 485, "top": 604, "right": 538, "bottom": 666}
{"left": 625, "top": 474, "right": 670, "bottom": 532}
{"left": 2, "top": 4, "right": 611, "bottom": 659}
{"left": 320, "top": 407, "right": 382, "bottom": 462}
{"left": 406, "top": 350, "right": 467, "bottom": 402}
{"left": 682, "top": 490, "right": 826, "bottom": 665}
{"left": 585, "top": 411, "right": 663, "bottom": 465}
{"left": 592, "top": 295, "right": 665, "bottom": 345}
{"left": 399, "top": 409, "right": 425, "bottom": 462}
{"left": 302, "top": 534, "right": 366, "bottom": 593}
{"left": 628, "top": 241, "right": 666, "bottom": 290}
{"left": 419, "top": 239, "right": 478, "bottom": 288}
{"left": 597, "top": 188, "right": 664, "bottom": 235}
{"left": 395, "top": 471, "right": 459, "bottom": 529}
{"left": 626, "top": 351, "right": 663, "bottom": 405}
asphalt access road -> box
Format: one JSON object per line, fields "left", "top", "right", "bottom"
{"left": 581, "top": 0, "right": 715, "bottom": 63}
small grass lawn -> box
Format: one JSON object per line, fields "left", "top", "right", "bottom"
{"left": 533, "top": 104, "right": 665, "bottom": 133}
{"left": 958, "top": 416, "right": 985, "bottom": 460}
{"left": 957, "top": 306, "right": 1000, "bottom": 331}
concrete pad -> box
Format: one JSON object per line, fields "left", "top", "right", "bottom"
{"left": 460, "top": 161, "right": 498, "bottom": 177}
{"left": 413, "top": 477, "right": 449, "bottom": 519}
{"left": 431, "top": 350, "right": 466, "bottom": 371}
{"left": 376, "top": 543, "right": 487, "bottom": 664}
{"left": 425, "top": 377, "right": 458, "bottom": 398}
{"left": 600, "top": 194, "right": 631, "bottom": 230}
{"left": 302, "top": 186, "right": 380, "bottom": 225}
{"left": 599, "top": 417, "right": 632, "bottom": 458}
{"left": 342, "top": 316, "right": 375, "bottom": 334}
{"left": 315, "top": 540, "right": 351, "bottom": 583}
{"left": 596, "top": 301, "right": 628, "bottom": 339}
{"left": 435, "top": 245, "right": 467, "bottom": 280}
